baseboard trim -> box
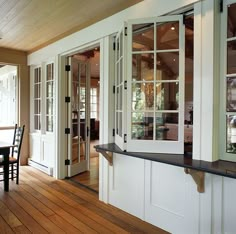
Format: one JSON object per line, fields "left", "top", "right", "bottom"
{"left": 28, "top": 159, "right": 53, "bottom": 176}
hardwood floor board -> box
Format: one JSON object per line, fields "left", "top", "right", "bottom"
{"left": 6, "top": 191, "right": 65, "bottom": 233}
{"left": 20, "top": 173, "right": 112, "bottom": 233}
{"left": 0, "top": 189, "right": 48, "bottom": 234}
{"left": 0, "top": 199, "right": 22, "bottom": 229}
{"left": 13, "top": 187, "right": 55, "bottom": 217}
{"left": 12, "top": 225, "right": 31, "bottom": 233}
{"left": 47, "top": 181, "right": 130, "bottom": 233}
{"left": 48, "top": 214, "right": 83, "bottom": 234}
{"left": 0, "top": 215, "right": 14, "bottom": 234}
{"left": 19, "top": 184, "right": 93, "bottom": 233}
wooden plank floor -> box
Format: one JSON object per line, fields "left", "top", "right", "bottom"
{"left": 71, "top": 156, "right": 99, "bottom": 192}
{"left": 0, "top": 166, "right": 169, "bottom": 233}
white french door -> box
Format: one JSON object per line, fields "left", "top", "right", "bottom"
{"left": 126, "top": 15, "right": 185, "bottom": 153}
{"left": 66, "top": 57, "right": 91, "bottom": 177}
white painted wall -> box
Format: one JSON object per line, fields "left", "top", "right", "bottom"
{"left": 27, "top": 0, "right": 236, "bottom": 233}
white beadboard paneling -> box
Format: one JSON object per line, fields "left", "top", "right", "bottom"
{"left": 223, "top": 177, "right": 236, "bottom": 233}
{"left": 109, "top": 153, "right": 145, "bottom": 219}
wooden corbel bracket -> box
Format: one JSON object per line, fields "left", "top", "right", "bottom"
{"left": 184, "top": 168, "right": 205, "bottom": 193}
{"left": 96, "top": 149, "right": 113, "bottom": 166}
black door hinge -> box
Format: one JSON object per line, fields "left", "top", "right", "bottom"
{"left": 125, "top": 27, "right": 127, "bottom": 36}
{"left": 220, "top": 0, "right": 223, "bottom": 13}
{"left": 113, "top": 129, "right": 115, "bottom": 136}
{"left": 87, "top": 126, "right": 89, "bottom": 137}
{"left": 65, "top": 159, "right": 70, "bottom": 165}
{"left": 113, "top": 42, "right": 116, "bottom": 50}
{"left": 65, "top": 65, "right": 70, "bottom": 71}
{"left": 124, "top": 134, "right": 127, "bottom": 143}
{"left": 124, "top": 81, "right": 127, "bottom": 90}
{"left": 65, "top": 96, "right": 70, "bottom": 103}
{"left": 113, "top": 85, "right": 115, "bottom": 94}
{"left": 65, "top": 128, "right": 70, "bottom": 134}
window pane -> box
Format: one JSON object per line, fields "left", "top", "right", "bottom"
{"left": 132, "top": 23, "right": 154, "bottom": 51}
{"left": 227, "top": 115, "right": 236, "bottom": 153}
{"left": 91, "top": 112, "right": 96, "bottom": 119}
{"left": 116, "top": 112, "right": 118, "bottom": 134}
{"left": 120, "top": 31, "right": 123, "bottom": 57}
{"left": 131, "top": 112, "right": 153, "bottom": 140}
{"left": 156, "top": 52, "right": 179, "bottom": 80}
{"left": 227, "top": 3, "right": 236, "bottom": 38}
{"left": 90, "top": 103, "right": 96, "bottom": 112}
{"left": 156, "top": 21, "right": 179, "bottom": 50}
{"left": 46, "top": 99, "right": 53, "bottom": 115}
{"left": 34, "top": 84, "right": 40, "bottom": 98}
{"left": 132, "top": 54, "right": 154, "bottom": 81}
{"left": 227, "top": 40, "right": 236, "bottom": 74}
{"left": 116, "top": 62, "right": 119, "bottom": 85}
{"left": 227, "top": 77, "right": 236, "bottom": 111}
{"left": 34, "top": 115, "right": 40, "bottom": 130}
{"left": 46, "top": 116, "right": 53, "bottom": 132}
{"left": 34, "top": 100, "right": 39, "bottom": 114}
{"left": 119, "top": 87, "right": 123, "bottom": 110}
{"left": 132, "top": 83, "right": 154, "bottom": 110}
{"left": 119, "top": 112, "right": 122, "bottom": 137}
{"left": 46, "top": 82, "right": 53, "bottom": 98}
{"left": 116, "top": 87, "right": 119, "bottom": 110}
{"left": 156, "top": 113, "right": 179, "bottom": 140}
{"left": 46, "top": 64, "right": 53, "bottom": 81}
{"left": 156, "top": 82, "right": 179, "bottom": 110}
{"left": 120, "top": 58, "right": 123, "bottom": 82}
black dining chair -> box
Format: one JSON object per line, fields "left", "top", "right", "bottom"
{"left": 0, "top": 124, "right": 25, "bottom": 184}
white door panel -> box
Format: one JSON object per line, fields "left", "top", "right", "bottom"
{"left": 109, "top": 154, "right": 145, "bottom": 219}
{"left": 145, "top": 161, "right": 199, "bottom": 234}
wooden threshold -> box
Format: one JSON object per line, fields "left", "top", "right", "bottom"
{"left": 0, "top": 166, "right": 168, "bottom": 233}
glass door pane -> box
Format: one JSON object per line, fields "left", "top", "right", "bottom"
{"left": 68, "top": 58, "right": 90, "bottom": 177}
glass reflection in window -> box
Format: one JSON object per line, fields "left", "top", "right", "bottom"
{"left": 132, "top": 54, "right": 154, "bottom": 81}
{"left": 227, "top": 115, "right": 236, "bottom": 153}
{"left": 156, "top": 52, "right": 179, "bottom": 80}
{"left": 132, "top": 83, "right": 154, "bottom": 110}
{"left": 156, "top": 113, "right": 178, "bottom": 141}
{"left": 156, "top": 82, "right": 179, "bottom": 110}
{"left": 227, "top": 77, "right": 236, "bottom": 111}
{"left": 227, "top": 4, "right": 236, "bottom": 38}
{"left": 227, "top": 40, "right": 236, "bottom": 74}
{"left": 156, "top": 21, "right": 179, "bottom": 50}
{"left": 131, "top": 112, "right": 153, "bottom": 140}
{"left": 132, "top": 23, "right": 154, "bottom": 51}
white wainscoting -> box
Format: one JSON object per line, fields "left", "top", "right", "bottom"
{"left": 29, "top": 133, "right": 54, "bottom": 176}
{"left": 108, "top": 154, "right": 236, "bottom": 234}
{"left": 108, "top": 153, "right": 145, "bottom": 219}
{"left": 144, "top": 161, "right": 199, "bottom": 234}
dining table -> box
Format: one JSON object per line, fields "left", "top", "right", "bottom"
{"left": 0, "top": 141, "right": 14, "bottom": 192}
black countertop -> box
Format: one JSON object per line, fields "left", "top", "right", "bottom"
{"left": 94, "top": 143, "right": 236, "bottom": 179}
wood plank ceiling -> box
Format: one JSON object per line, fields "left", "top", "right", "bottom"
{"left": 0, "top": 0, "right": 142, "bottom": 53}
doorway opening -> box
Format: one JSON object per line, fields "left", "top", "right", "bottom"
{"left": 66, "top": 46, "right": 100, "bottom": 193}
{"left": 0, "top": 64, "right": 18, "bottom": 141}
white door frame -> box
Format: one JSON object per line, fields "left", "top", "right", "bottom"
{"left": 56, "top": 37, "right": 114, "bottom": 203}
